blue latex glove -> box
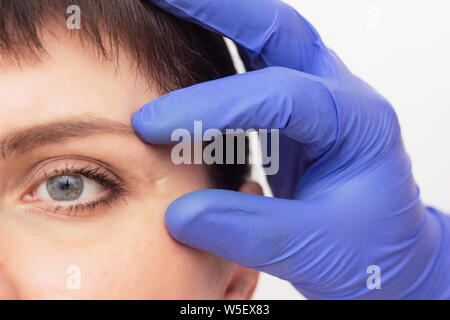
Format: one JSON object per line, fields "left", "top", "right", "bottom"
{"left": 133, "top": 0, "right": 450, "bottom": 299}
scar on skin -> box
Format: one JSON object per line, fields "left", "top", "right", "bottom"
{"left": 155, "top": 176, "right": 170, "bottom": 192}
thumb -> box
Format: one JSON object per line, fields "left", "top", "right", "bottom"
{"left": 165, "top": 189, "right": 324, "bottom": 275}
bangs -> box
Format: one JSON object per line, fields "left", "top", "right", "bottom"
{"left": 0, "top": 0, "right": 235, "bottom": 93}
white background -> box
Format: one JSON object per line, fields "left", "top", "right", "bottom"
{"left": 238, "top": 0, "right": 450, "bottom": 300}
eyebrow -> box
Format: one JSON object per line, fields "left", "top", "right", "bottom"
{"left": 0, "top": 115, "right": 136, "bottom": 159}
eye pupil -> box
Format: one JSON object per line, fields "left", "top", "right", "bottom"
{"left": 47, "top": 175, "right": 84, "bottom": 201}
{"left": 60, "top": 179, "right": 70, "bottom": 190}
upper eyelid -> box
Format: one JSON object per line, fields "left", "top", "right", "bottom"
{"left": 22, "top": 156, "right": 122, "bottom": 185}
{"left": 29, "top": 155, "right": 121, "bottom": 179}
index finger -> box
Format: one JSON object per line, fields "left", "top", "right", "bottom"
{"left": 132, "top": 67, "right": 337, "bottom": 158}
{"left": 149, "top": 0, "right": 331, "bottom": 72}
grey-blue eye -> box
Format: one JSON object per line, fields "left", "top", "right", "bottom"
{"left": 46, "top": 175, "right": 84, "bottom": 201}
{"left": 33, "top": 171, "right": 106, "bottom": 204}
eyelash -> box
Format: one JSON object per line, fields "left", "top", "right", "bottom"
{"left": 27, "top": 164, "right": 127, "bottom": 216}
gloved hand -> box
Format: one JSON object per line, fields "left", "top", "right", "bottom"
{"left": 132, "top": 0, "right": 450, "bottom": 299}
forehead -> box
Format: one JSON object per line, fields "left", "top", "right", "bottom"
{"left": 0, "top": 33, "right": 159, "bottom": 135}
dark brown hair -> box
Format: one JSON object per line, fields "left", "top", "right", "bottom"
{"left": 0, "top": 0, "right": 249, "bottom": 190}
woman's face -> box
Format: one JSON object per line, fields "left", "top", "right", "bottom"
{"left": 0, "top": 33, "right": 258, "bottom": 299}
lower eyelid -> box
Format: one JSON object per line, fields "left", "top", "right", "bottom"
{"left": 24, "top": 192, "right": 123, "bottom": 218}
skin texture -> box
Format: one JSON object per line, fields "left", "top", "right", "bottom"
{"left": 0, "top": 30, "right": 260, "bottom": 299}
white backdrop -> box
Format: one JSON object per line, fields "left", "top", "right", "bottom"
{"left": 238, "top": 0, "right": 450, "bottom": 300}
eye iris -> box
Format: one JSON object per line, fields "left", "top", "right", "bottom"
{"left": 47, "top": 176, "right": 84, "bottom": 201}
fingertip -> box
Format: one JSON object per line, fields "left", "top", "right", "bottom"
{"left": 132, "top": 102, "right": 173, "bottom": 144}
{"left": 131, "top": 104, "right": 152, "bottom": 140}
{"left": 165, "top": 190, "right": 213, "bottom": 241}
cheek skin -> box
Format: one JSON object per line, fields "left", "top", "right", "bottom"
{"left": 0, "top": 164, "right": 231, "bottom": 299}
{"left": 0, "top": 262, "right": 19, "bottom": 299}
